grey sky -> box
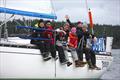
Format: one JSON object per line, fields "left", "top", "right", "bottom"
{"left": 0, "top": 0, "right": 120, "bottom": 25}
{"left": 52, "top": 0, "right": 120, "bottom": 25}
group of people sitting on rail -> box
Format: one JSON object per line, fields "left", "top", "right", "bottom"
{"left": 30, "top": 15, "right": 101, "bottom": 70}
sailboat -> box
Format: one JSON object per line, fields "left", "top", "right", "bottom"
{"left": 0, "top": 0, "right": 113, "bottom": 79}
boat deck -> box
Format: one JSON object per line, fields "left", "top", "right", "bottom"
{"left": 0, "top": 38, "right": 38, "bottom": 49}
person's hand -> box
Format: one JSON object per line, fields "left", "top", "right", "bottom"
{"left": 62, "top": 30, "right": 66, "bottom": 35}
{"left": 48, "top": 34, "right": 51, "bottom": 38}
{"left": 93, "top": 37, "right": 97, "bottom": 42}
{"left": 89, "top": 35, "right": 92, "bottom": 38}
{"left": 65, "top": 15, "right": 69, "bottom": 19}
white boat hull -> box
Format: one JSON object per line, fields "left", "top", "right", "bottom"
{"left": 0, "top": 46, "right": 113, "bottom": 79}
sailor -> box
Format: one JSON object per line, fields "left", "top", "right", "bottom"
{"left": 76, "top": 21, "right": 87, "bottom": 67}
{"left": 81, "top": 22, "right": 101, "bottom": 70}
{"left": 30, "top": 19, "right": 51, "bottom": 61}
{"left": 67, "top": 27, "right": 81, "bottom": 67}
{"left": 44, "top": 20, "right": 57, "bottom": 60}
{"left": 65, "top": 15, "right": 86, "bottom": 67}
{"left": 55, "top": 27, "right": 72, "bottom": 66}
{"left": 64, "top": 15, "right": 74, "bottom": 41}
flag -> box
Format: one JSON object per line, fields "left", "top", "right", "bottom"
{"left": 88, "top": 9, "right": 93, "bottom": 28}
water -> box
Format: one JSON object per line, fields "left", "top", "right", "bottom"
{"left": 101, "top": 49, "right": 120, "bottom": 80}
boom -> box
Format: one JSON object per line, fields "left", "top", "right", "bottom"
{"left": 0, "top": 7, "right": 57, "bottom": 19}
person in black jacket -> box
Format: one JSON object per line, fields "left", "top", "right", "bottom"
{"left": 65, "top": 15, "right": 86, "bottom": 67}
{"left": 31, "top": 19, "right": 51, "bottom": 61}
{"left": 55, "top": 27, "right": 72, "bottom": 66}
{"left": 64, "top": 15, "right": 100, "bottom": 69}
{"left": 44, "top": 21, "right": 57, "bottom": 60}
{"left": 81, "top": 22, "right": 101, "bottom": 70}
{"left": 76, "top": 21, "right": 87, "bottom": 67}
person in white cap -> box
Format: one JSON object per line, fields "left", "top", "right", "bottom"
{"left": 80, "top": 22, "right": 101, "bottom": 70}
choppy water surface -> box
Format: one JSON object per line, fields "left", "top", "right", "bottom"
{"left": 101, "top": 49, "right": 120, "bottom": 80}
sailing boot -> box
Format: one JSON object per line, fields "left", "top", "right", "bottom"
{"left": 43, "top": 52, "right": 51, "bottom": 61}
{"left": 78, "top": 60, "right": 85, "bottom": 67}
{"left": 75, "top": 60, "right": 80, "bottom": 67}
{"left": 81, "top": 61, "right": 87, "bottom": 64}
{"left": 61, "top": 59, "right": 68, "bottom": 65}
{"left": 67, "top": 61, "right": 72, "bottom": 67}
{"left": 93, "top": 65, "right": 101, "bottom": 70}
{"left": 54, "top": 56, "right": 58, "bottom": 61}
{"left": 87, "top": 60, "right": 94, "bottom": 69}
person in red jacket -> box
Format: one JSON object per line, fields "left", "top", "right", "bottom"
{"left": 44, "top": 20, "right": 57, "bottom": 60}
{"left": 68, "top": 27, "right": 81, "bottom": 67}
{"left": 68, "top": 28, "right": 78, "bottom": 48}
{"left": 31, "top": 19, "right": 51, "bottom": 61}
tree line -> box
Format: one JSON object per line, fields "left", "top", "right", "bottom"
{"left": 0, "top": 19, "right": 120, "bottom": 49}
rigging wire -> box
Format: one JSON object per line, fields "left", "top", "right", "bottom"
{"left": 85, "top": 0, "right": 89, "bottom": 23}
{"left": 50, "top": 0, "right": 57, "bottom": 78}
{"left": 85, "top": 0, "right": 89, "bottom": 12}
{"left": 50, "top": 0, "right": 57, "bottom": 19}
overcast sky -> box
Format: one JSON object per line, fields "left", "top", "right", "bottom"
{"left": 0, "top": 0, "right": 120, "bottom": 25}
{"left": 52, "top": 0, "right": 120, "bottom": 25}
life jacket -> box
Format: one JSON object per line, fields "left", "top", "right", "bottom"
{"left": 44, "top": 26, "right": 54, "bottom": 44}
{"left": 44, "top": 26, "right": 53, "bottom": 38}
{"left": 68, "top": 32, "right": 78, "bottom": 48}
